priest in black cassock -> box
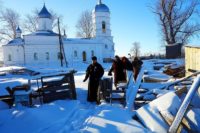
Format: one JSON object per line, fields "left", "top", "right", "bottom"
{"left": 83, "top": 56, "right": 104, "bottom": 104}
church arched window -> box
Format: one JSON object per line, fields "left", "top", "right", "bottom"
{"left": 34, "top": 53, "right": 38, "bottom": 61}
{"left": 46, "top": 52, "right": 49, "bottom": 60}
{"left": 74, "top": 51, "right": 78, "bottom": 57}
{"left": 105, "top": 45, "right": 108, "bottom": 49}
{"left": 102, "top": 21, "right": 106, "bottom": 33}
{"left": 91, "top": 50, "right": 94, "bottom": 57}
{"left": 8, "top": 54, "right": 12, "bottom": 61}
{"left": 82, "top": 51, "right": 86, "bottom": 61}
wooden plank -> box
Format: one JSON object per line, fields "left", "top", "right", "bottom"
{"left": 69, "top": 73, "right": 76, "bottom": 99}
{"left": 159, "top": 111, "right": 191, "bottom": 133}
{"left": 0, "top": 95, "right": 13, "bottom": 100}
{"left": 42, "top": 81, "right": 63, "bottom": 88}
{"left": 40, "top": 72, "right": 77, "bottom": 102}
{"left": 188, "top": 68, "right": 198, "bottom": 73}
{"left": 111, "top": 90, "right": 125, "bottom": 93}
{"left": 109, "top": 72, "right": 132, "bottom": 106}
{"left": 43, "top": 91, "right": 70, "bottom": 103}
{"left": 126, "top": 67, "right": 144, "bottom": 111}
{"left": 164, "top": 70, "right": 200, "bottom": 90}
{"left": 42, "top": 85, "right": 70, "bottom": 92}
{"left": 99, "top": 77, "right": 112, "bottom": 101}
{"left": 175, "top": 86, "right": 188, "bottom": 97}
{"left": 169, "top": 75, "right": 200, "bottom": 133}
{"left": 0, "top": 95, "right": 14, "bottom": 107}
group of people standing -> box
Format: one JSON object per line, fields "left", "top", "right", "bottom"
{"left": 83, "top": 55, "right": 143, "bottom": 105}
{"left": 108, "top": 55, "right": 143, "bottom": 86}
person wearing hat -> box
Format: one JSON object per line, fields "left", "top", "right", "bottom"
{"left": 83, "top": 56, "right": 104, "bottom": 104}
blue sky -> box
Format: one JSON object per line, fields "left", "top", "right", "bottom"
{"left": 1, "top": 0, "right": 199, "bottom": 56}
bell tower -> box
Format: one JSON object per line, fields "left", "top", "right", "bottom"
{"left": 92, "top": 0, "right": 112, "bottom": 38}
{"left": 37, "top": 4, "right": 53, "bottom": 31}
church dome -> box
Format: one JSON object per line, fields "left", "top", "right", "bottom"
{"left": 16, "top": 26, "right": 22, "bottom": 33}
{"left": 38, "top": 4, "right": 52, "bottom": 18}
{"left": 95, "top": 1, "right": 110, "bottom": 12}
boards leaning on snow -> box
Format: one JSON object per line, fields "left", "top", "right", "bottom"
{"left": 126, "top": 67, "right": 145, "bottom": 111}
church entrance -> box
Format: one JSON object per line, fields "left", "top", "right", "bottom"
{"left": 82, "top": 51, "right": 86, "bottom": 61}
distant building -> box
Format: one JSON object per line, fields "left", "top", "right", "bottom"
{"left": 2, "top": 0, "right": 115, "bottom": 67}
{"left": 185, "top": 45, "right": 200, "bottom": 76}
{"left": 166, "top": 43, "right": 182, "bottom": 59}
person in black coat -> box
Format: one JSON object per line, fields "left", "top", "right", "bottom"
{"left": 108, "top": 55, "right": 126, "bottom": 86}
{"left": 83, "top": 56, "right": 104, "bottom": 104}
{"left": 132, "top": 57, "right": 143, "bottom": 81}
{"left": 121, "top": 56, "right": 133, "bottom": 71}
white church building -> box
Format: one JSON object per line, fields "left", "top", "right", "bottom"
{"left": 3, "top": 0, "right": 115, "bottom": 67}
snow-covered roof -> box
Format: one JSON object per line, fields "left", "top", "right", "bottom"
{"left": 63, "top": 38, "right": 101, "bottom": 44}
{"left": 185, "top": 44, "right": 200, "bottom": 49}
{"left": 7, "top": 37, "right": 24, "bottom": 45}
{"left": 94, "top": 0, "right": 110, "bottom": 12}
{"left": 27, "top": 30, "right": 58, "bottom": 36}
{"left": 38, "top": 4, "right": 52, "bottom": 18}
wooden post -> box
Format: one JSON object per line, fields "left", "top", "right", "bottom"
{"left": 69, "top": 72, "right": 76, "bottom": 99}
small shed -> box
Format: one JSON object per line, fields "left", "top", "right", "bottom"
{"left": 166, "top": 43, "right": 182, "bottom": 59}
{"left": 185, "top": 45, "right": 200, "bottom": 76}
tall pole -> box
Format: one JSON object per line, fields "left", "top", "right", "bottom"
{"left": 58, "top": 18, "right": 63, "bottom": 67}
{"left": 21, "top": 45, "right": 26, "bottom": 66}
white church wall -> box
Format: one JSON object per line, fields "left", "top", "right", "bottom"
{"left": 64, "top": 43, "right": 104, "bottom": 67}
{"left": 98, "top": 37, "right": 115, "bottom": 59}
{"left": 24, "top": 44, "right": 61, "bottom": 67}
{"left": 3, "top": 45, "right": 24, "bottom": 66}
{"left": 92, "top": 12, "right": 110, "bottom": 20}
{"left": 38, "top": 18, "right": 53, "bottom": 31}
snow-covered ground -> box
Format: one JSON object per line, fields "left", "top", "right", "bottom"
{"left": 0, "top": 62, "right": 148, "bottom": 133}
{"left": 1, "top": 58, "right": 199, "bottom": 133}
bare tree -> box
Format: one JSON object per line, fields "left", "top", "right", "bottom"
{"left": 0, "top": 8, "right": 20, "bottom": 43}
{"left": 152, "top": 0, "right": 200, "bottom": 45}
{"left": 0, "top": 0, "right": 3, "bottom": 8}
{"left": 76, "top": 10, "right": 93, "bottom": 38}
{"left": 130, "top": 42, "right": 141, "bottom": 57}
{"left": 53, "top": 15, "right": 68, "bottom": 35}
{"left": 23, "top": 9, "right": 39, "bottom": 33}
{"left": 47, "top": 9, "right": 68, "bottom": 34}
{"left": 23, "top": 9, "right": 67, "bottom": 34}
